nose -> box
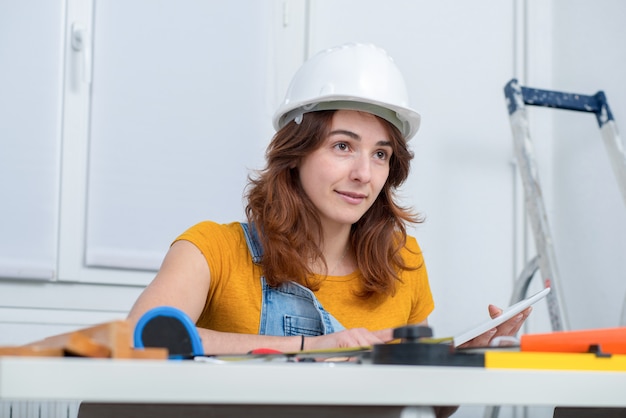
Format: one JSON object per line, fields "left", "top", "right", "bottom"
{"left": 350, "top": 154, "right": 372, "bottom": 183}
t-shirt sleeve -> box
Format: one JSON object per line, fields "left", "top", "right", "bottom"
{"left": 173, "top": 221, "right": 243, "bottom": 300}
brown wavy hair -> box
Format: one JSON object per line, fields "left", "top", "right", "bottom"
{"left": 245, "top": 110, "right": 423, "bottom": 296}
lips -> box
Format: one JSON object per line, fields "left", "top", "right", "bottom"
{"left": 336, "top": 190, "right": 367, "bottom": 204}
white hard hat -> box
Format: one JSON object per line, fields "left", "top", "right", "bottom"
{"left": 273, "top": 43, "right": 421, "bottom": 140}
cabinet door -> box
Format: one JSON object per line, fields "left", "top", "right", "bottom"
{"left": 0, "top": 1, "right": 65, "bottom": 280}
{"left": 58, "top": 0, "right": 305, "bottom": 285}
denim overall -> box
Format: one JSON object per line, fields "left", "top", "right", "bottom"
{"left": 240, "top": 222, "right": 346, "bottom": 337}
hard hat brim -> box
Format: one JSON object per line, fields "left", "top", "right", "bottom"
{"left": 273, "top": 96, "right": 421, "bottom": 141}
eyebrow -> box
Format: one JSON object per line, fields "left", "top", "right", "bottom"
{"left": 328, "top": 129, "right": 392, "bottom": 147}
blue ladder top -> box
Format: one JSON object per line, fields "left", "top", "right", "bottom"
{"left": 504, "top": 78, "right": 614, "bottom": 128}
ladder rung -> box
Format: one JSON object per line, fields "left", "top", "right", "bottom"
{"left": 504, "top": 79, "right": 614, "bottom": 127}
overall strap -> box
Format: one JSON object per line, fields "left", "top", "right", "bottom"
{"left": 240, "top": 221, "right": 346, "bottom": 336}
{"left": 240, "top": 222, "right": 263, "bottom": 263}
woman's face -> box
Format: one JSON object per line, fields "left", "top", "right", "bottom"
{"left": 298, "top": 110, "right": 392, "bottom": 231}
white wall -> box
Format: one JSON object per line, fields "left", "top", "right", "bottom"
{"left": 549, "top": 0, "right": 626, "bottom": 330}
{"left": 306, "top": 0, "right": 522, "bottom": 340}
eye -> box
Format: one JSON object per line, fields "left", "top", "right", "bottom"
{"left": 334, "top": 142, "right": 350, "bottom": 152}
{"left": 374, "top": 149, "right": 389, "bottom": 160}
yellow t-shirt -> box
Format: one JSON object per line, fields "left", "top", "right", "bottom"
{"left": 176, "top": 221, "right": 434, "bottom": 333}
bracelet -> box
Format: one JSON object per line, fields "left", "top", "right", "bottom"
{"left": 300, "top": 335, "right": 305, "bottom": 351}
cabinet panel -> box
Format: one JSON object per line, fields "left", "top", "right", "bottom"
{"left": 84, "top": 0, "right": 294, "bottom": 272}
{"left": 0, "top": 1, "right": 66, "bottom": 280}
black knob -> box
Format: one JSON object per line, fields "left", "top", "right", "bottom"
{"left": 393, "top": 325, "right": 433, "bottom": 342}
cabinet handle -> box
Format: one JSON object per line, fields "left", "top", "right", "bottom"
{"left": 71, "top": 22, "right": 92, "bottom": 84}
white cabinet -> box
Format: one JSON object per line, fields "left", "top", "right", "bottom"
{"left": 1, "top": 0, "right": 306, "bottom": 286}
{"left": 0, "top": 0, "right": 306, "bottom": 345}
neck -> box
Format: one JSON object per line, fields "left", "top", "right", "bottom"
{"left": 316, "top": 225, "right": 353, "bottom": 276}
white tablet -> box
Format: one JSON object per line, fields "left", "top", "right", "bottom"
{"left": 453, "top": 287, "right": 551, "bottom": 347}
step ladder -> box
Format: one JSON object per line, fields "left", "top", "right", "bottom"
{"left": 484, "top": 80, "right": 626, "bottom": 418}
{"left": 503, "top": 78, "right": 626, "bottom": 332}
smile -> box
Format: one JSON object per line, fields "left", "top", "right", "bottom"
{"left": 336, "top": 190, "right": 367, "bottom": 204}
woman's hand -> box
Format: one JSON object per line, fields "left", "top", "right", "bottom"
{"left": 458, "top": 305, "right": 532, "bottom": 348}
{"left": 303, "top": 327, "right": 394, "bottom": 350}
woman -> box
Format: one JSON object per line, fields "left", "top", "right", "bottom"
{"left": 128, "top": 43, "right": 530, "bottom": 356}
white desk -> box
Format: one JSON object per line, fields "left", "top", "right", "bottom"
{"left": 1, "top": 356, "right": 626, "bottom": 415}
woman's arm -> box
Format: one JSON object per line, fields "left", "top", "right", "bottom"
{"left": 127, "top": 240, "right": 394, "bottom": 354}
{"left": 127, "top": 240, "right": 211, "bottom": 329}
{"left": 197, "top": 327, "right": 393, "bottom": 354}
